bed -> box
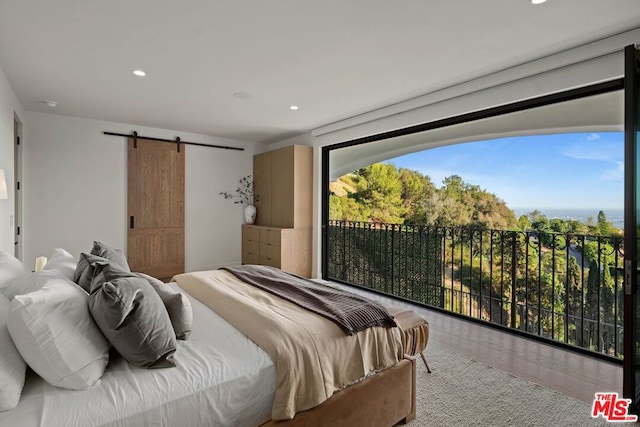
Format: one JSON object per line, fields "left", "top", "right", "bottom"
{"left": 0, "top": 250, "right": 416, "bottom": 427}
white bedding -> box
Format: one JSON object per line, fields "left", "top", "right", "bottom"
{"left": 0, "top": 284, "right": 277, "bottom": 427}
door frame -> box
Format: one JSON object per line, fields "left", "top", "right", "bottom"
{"left": 13, "top": 115, "right": 22, "bottom": 260}
{"left": 623, "top": 43, "right": 640, "bottom": 408}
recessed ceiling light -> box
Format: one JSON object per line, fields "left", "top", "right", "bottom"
{"left": 40, "top": 100, "right": 58, "bottom": 108}
{"left": 289, "top": 105, "right": 299, "bottom": 111}
{"left": 133, "top": 70, "right": 146, "bottom": 77}
{"left": 531, "top": 0, "right": 547, "bottom": 4}
{"left": 233, "top": 91, "right": 254, "bottom": 100}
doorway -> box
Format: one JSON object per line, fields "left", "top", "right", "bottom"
{"left": 13, "top": 117, "right": 22, "bottom": 260}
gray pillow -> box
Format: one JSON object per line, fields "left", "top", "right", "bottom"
{"left": 137, "top": 273, "right": 193, "bottom": 340}
{"left": 89, "top": 263, "right": 176, "bottom": 369}
{"left": 91, "top": 241, "right": 130, "bottom": 272}
{"left": 73, "top": 253, "right": 110, "bottom": 293}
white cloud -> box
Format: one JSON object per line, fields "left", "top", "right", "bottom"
{"left": 601, "top": 161, "right": 624, "bottom": 181}
{"left": 562, "top": 144, "right": 615, "bottom": 161}
{"left": 586, "top": 133, "right": 601, "bottom": 141}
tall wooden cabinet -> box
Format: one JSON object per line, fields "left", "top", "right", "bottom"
{"left": 253, "top": 145, "right": 312, "bottom": 228}
{"left": 242, "top": 145, "right": 313, "bottom": 277}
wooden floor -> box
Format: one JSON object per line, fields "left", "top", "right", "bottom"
{"left": 325, "top": 281, "right": 622, "bottom": 405}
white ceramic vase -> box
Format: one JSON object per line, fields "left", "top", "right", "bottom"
{"left": 244, "top": 205, "right": 257, "bottom": 224}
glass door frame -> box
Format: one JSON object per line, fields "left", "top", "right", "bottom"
{"left": 624, "top": 43, "right": 640, "bottom": 408}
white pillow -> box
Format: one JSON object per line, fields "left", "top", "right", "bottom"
{"left": 43, "top": 248, "right": 78, "bottom": 281}
{"left": 0, "top": 251, "right": 26, "bottom": 290}
{"left": 0, "top": 270, "right": 62, "bottom": 301}
{"left": 0, "top": 294, "right": 26, "bottom": 412}
{"left": 8, "top": 274, "right": 110, "bottom": 390}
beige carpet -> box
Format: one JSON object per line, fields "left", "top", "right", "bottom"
{"left": 408, "top": 342, "right": 612, "bottom": 427}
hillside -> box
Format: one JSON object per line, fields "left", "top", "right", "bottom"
{"left": 329, "top": 163, "right": 517, "bottom": 228}
{"left": 328, "top": 176, "right": 356, "bottom": 197}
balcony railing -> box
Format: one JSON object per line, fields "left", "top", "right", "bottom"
{"left": 327, "top": 220, "right": 624, "bottom": 360}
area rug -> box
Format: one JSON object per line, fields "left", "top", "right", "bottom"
{"left": 408, "top": 342, "right": 611, "bottom": 427}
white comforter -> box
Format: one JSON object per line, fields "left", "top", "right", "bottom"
{"left": 0, "top": 284, "right": 276, "bottom": 427}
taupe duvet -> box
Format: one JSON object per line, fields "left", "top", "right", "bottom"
{"left": 172, "top": 269, "right": 403, "bottom": 420}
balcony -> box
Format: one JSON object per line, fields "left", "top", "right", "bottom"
{"left": 327, "top": 220, "right": 624, "bottom": 361}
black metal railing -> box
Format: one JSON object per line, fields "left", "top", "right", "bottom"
{"left": 327, "top": 220, "right": 624, "bottom": 359}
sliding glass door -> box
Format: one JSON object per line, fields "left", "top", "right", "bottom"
{"left": 624, "top": 43, "right": 640, "bottom": 409}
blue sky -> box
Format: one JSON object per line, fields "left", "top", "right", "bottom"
{"left": 387, "top": 132, "right": 623, "bottom": 210}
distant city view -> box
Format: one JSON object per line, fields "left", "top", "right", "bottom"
{"left": 512, "top": 208, "right": 624, "bottom": 230}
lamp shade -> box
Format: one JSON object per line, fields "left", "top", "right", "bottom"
{"left": 0, "top": 169, "right": 8, "bottom": 200}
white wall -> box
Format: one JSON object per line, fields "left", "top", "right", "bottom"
{"left": 23, "top": 112, "right": 258, "bottom": 271}
{"left": 0, "top": 64, "right": 25, "bottom": 255}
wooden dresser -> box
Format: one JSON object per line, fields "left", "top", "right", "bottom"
{"left": 241, "top": 225, "right": 312, "bottom": 277}
{"left": 242, "top": 145, "right": 313, "bottom": 277}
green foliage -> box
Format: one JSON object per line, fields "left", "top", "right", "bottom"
{"left": 597, "top": 210, "right": 619, "bottom": 236}
{"left": 523, "top": 210, "right": 620, "bottom": 237}
{"left": 356, "top": 163, "right": 407, "bottom": 223}
{"left": 330, "top": 164, "right": 516, "bottom": 228}
{"left": 329, "top": 194, "right": 369, "bottom": 222}
{"left": 219, "top": 174, "right": 258, "bottom": 205}
{"left": 517, "top": 215, "right": 531, "bottom": 230}
{"left": 399, "top": 168, "right": 435, "bottom": 223}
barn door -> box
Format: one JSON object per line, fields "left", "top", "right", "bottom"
{"left": 128, "top": 138, "right": 185, "bottom": 279}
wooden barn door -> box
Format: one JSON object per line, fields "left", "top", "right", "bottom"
{"left": 128, "top": 138, "right": 185, "bottom": 279}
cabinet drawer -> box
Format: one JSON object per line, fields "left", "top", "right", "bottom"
{"left": 242, "top": 225, "right": 260, "bottom": 242}
{"left": 243, "top": 239, "right": 259, "bottom": 256}
{"left": 260, "top": 242, "right": 281, "bottom": 261}
{"left": 259, "top": 255, "right": 281, "bottom": 269}
{"left": 242, "top": 252, "right": 259, "bottom": 265}
{"left": 259, "top": 228, "right": 281, "bottom": 245}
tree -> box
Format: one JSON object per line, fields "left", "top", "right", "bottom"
{"left": 518, "top": 215, "right": 531, "bottom": 230}
{"left": 357, "top": 163, "right": 406, "bottom": 224}
{"left": 596, "top": 210, "right": 619, "bottom": 236}
{"left": 584, "top": 251, "right": 616, "bottom": 353}
{"left": 330, "top": 167, "right": 517, "bottom": 228}
{"left": 329, "top": 193, "right": 369, "bottom": 222}
{"left": 399, "top": 168, "right": 435, "bottom": 224}
{"left": 566, "top": 256, "right": 582, "bottom": 344}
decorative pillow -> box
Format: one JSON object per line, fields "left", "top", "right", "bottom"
{"left": 89, "top": 263, "right": 176, "bottom": 368}
{"left": 0, "top": 251, "right": 26, "bottom": 291}
{"left": 73, "top": 253, "right": 111, "bottom": 293}
{"left": 91, "top": 241, "right": 130, "bottom": 272}
{"left": 0, "top": 294, "right": 26, "bottom": 412}
{"left": 137, "top": 273, "right": 193, "bottom": 340}
{"left": 7, "top": 274, "right": 110, "bottom": 390}
{"left": 0, "top": 270, "right": 61, "bottom": 301}
{"left": 43, "top": 248, "right": 78, "bottom": 281}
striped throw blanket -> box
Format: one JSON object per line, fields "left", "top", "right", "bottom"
{"left": 221, "top": 265, "right": 397, "bottom": 335}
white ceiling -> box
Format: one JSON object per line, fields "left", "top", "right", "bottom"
{"left": 0, "top": 0, "right": 639, "bottom": 144}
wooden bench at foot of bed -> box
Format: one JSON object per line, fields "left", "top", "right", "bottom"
{"left": 261, "top": 307, "right": 431, "bottom": 427}
{"left": 389, "top": 308, "right": 431, "bottom": 373}
{"left": 261, "top": 356, "right": 416, "bottom": 427}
